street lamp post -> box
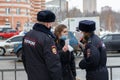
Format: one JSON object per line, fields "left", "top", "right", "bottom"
{"left": 11, "top": 3, "right": 14, "bottom": 28}
{"left": 59, "top": 0, "right": 62, "bottom": 22}
{"left": 66, "top": 0, "right": 70, "bottom": 30}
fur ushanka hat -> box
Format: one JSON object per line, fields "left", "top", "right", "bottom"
{"left": 37, "top": 10, "right": 56, "bottom": 22}
{"left": 79, "top": 20, "right": 96, "bottom": 32}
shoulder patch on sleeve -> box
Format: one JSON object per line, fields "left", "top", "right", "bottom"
{"left": 51, "top": 46, "right": 57, "bottom": 54}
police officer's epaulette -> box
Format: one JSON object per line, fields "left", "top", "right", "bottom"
{"left": 88, "top": 39, "right": 92, "bottom": 44}
{"left": 47, "top": 34, "right": 56, "bottom": 39}
{"left": 47, "top": 34, "right": 52, "bottom": 38}
{"left": 88, "top": 40, "right": 91, "bottom": 43}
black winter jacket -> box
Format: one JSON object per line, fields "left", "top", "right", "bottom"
{"left": 56, "top": 39, "right": 76, "bottom": 80}
{"left": 79, "top": 34, "right": 108, "bottom": 80}
{"left": 22, "top": 23, "right": 62, "bottom": 80}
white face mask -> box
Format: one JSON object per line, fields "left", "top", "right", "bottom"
{"left": 60, "top": 35, "right": 68, "bottom": 40}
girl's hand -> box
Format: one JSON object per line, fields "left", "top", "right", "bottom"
{"left": 62, "top": 45, "right": 68, "bottom": 52}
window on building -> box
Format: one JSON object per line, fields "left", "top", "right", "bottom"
{"left": 16, "top": 8, "right": 21, "bottom": 15}
{"left": 16, "top": 21, "right": 21, "bottom": 30}
{"left": 25, "top": 0, "right": 28, "bottom": 3}
{"left": 6, "top": 0, "right": 11, "bottom": 2}
{"left": 26, "top": 9, "right": 28, "bottom": 15}
{"left": 6, "top": 8, "right": 10, "bottom": 15}
{"left": 5, "top": 21, "right": 11, "bottom": 26}
{"left": 17, "top": 21, "right": 20, "bottom": 27}
{"left": 16, "top": 0, "right": 20, "bottom": 2}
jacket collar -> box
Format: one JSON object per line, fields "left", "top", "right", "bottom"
{"left": 88, "top": 33, "right": 95, "bottom": 43}
{"left": 33, "top": 23, "right": 56, "bottom": 39}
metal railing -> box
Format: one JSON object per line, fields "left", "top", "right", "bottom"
{"left": 107, "top": 66, "right": 120, "bottom": 80}
{"left": 0, "top": 57, "right": 24, "bottom": 80}
{"left": 0, "top": 57, "right": 120, "bottom": 80}
{"left": 76, "top": 65, "right": 120, "bottom": 80}
{"left": 76, "top": 55, "right": 120, "bottom": 80}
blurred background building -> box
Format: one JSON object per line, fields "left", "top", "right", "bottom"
{"left": 46, "top": 0, "right": 67, "bottom": 22}
{"left": 83, "top": 0, "right": 96, "bottom": 15}
{"left": 46, "top": 0, "right": 67, "bottom": 11}
{"left": 30, "top": 0, "right": 45, "bottom": 22}
{"left": 0, "top": 0, "right": 45, "bottom": 30}
{"left": 100, "top": 6, "right": 115, "bottom": 32}
{"left": 101, "top": 6, "right": 112, "bottom": 12}
{"left": 0, "top": 0, "right": 30, "bottom": 30}
{"left": 0, "top": 0, "right": 120, "bottom": 32}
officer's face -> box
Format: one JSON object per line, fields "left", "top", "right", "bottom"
{"left": 83, "top": 32, "right": 87, "bottom": 37}
{"left": 46, "top": 22, "right": 53, "bottom": 28}
{"left": 82, "top": 32, "right": 90, "bottom": 41}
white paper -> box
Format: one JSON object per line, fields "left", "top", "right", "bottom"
{"left": 65, "top": 39, "right": 73, "bottom": 52}
{"left": 68, "top": 45, "right": 74, "bottom": 52}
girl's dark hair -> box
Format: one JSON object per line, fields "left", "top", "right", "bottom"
{"left": 54, "top": 24, "right": 67, "bottom": 40}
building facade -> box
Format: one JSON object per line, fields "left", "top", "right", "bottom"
{"left": 30, "top": 0, "right": 45, "bottom": 22}
{"left": 46, "top": 0, "right": 67, "bottom": 22}
{"left": 101, "top": 6, "right": 115, "bottom": 32}
{"left": 0, "top": 0, "right": 31, "bottom": 30}
{"left": 0, "top": 0, "right": 45, "bottom": 30}
{"left": 101, "top": 6, "right": 112, "bottom": 12}
{"left": 83, "top": 0, "right": 96, "bottom": 14}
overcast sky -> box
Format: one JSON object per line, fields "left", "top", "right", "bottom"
{"left": 46, "top": 0, "right": 120, "bottom": 12}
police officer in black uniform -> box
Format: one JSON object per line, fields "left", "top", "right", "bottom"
{"left": 78, "top": 20, "right": 108, "bottom": 80}
{"left": 22, "top": 10, "right": 62, "bottom": 80}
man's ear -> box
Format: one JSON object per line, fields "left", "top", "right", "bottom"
{"left": 44, "top": 23, "right": 50, "bottom": 28}
{"left": 44, "top": 23, "right": 48, "bottom": 26}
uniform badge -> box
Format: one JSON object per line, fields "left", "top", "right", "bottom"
{"left": 51, "top": 46, "right": 57, "bottom": 54}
